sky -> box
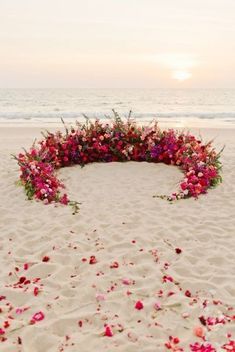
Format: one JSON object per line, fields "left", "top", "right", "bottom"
{"left": 0, "top": 0, "right": 235, "bottom": 88}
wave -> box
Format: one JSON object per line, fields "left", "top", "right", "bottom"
{"left": 0, "top": 111, "right": 235, "bottom": 121}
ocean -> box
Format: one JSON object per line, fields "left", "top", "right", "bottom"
{"left": 0, "top": 88, "right": 235, "bottom": 125}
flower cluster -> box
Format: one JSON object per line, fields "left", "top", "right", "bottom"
{"left": 15, "top": 115, "right": 223, "bottom": 208}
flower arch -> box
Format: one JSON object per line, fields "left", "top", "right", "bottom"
{"left": 15, "top": 115, "right": 223, "bottom": 212}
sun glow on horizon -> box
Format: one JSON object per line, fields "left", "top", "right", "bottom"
{"left": 148, "top": 53, "right": 197, "bottom": 83}
{"left": 172, "top": 70, "right": 192, "bottom": 81}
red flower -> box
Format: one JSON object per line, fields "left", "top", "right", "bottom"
{"left": 135, "top": 300, "right": 144, "bottom": 310}
{"left": 15, "top": 117, "right": 223, "bottom": 209}
{"left": 175, "top": 248, "right": 182, "bottom": 254}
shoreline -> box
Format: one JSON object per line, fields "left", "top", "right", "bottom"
{"left": 0, "top": 117, "right": 235, "bottom": 129}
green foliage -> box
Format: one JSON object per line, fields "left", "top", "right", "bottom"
{"left": 24, "top": 181, "right": 35, "bottom": 200}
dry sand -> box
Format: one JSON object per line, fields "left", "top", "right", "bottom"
{"left": 0, "top": 124, "right": 234, "bottom": 351}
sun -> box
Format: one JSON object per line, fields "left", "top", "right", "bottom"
{"left": 172, "top": 70, "right": 192, "bottom": 81}
{"left": 146, "top": 53, "right": 197, "bottom": 83}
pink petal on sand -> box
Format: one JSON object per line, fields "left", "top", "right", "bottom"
{"left": 153, "top": 302, "right": 162, "bottom": 311}
{"left": 0, "top": 328, "right": 5, "bottom": 335}
{"left": 31, "top": 311, "right": 45, "bottom": 322}
{"left": 96, "top": 293, "right": 106, "bottom": 301}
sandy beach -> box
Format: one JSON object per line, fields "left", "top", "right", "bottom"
{"left": 0, "top": 123, "right": 234, "bottom": 351}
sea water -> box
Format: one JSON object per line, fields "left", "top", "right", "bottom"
{"left": 0, "top": 88, "right": 235, "bottom": 125}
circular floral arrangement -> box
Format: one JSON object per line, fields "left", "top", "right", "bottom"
{"left": 15, "top": 114, "right": 223, "bottom": 211}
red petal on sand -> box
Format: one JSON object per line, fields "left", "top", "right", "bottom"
{"left": 42, "top": 256, "right": 50, "bottom": 262}
{"left": 19, "top": 276, "right": 26, "bottom": 284}
{"left": 104, "top": 326, "right": 113, "bottom": 337}
{"left": 24, "top": 263, "right": 29, "bottom": 270}
{"left": 110, "top": 261, "right": 119, "bottom": 269}
{"left": 34, "top": 287, "right": 39, "bottom": 296}
{"left": 135, "top": 300, "right": 144, "bottom": 310}
{"left": 185, "top": 290, "right": 192, "bottom": 297}
{"left": 89, "top": 256, "right": 97, "bottom": 264}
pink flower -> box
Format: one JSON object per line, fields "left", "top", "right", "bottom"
{"left": 222, "top": 340, "right": 235, "bottom": 351}
{"left": 15, "top": 118, "right": 222, "bottom": 209}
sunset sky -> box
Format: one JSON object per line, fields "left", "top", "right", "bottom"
{"left": 0, "top": 0, "right": 235, "bottom": 88}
